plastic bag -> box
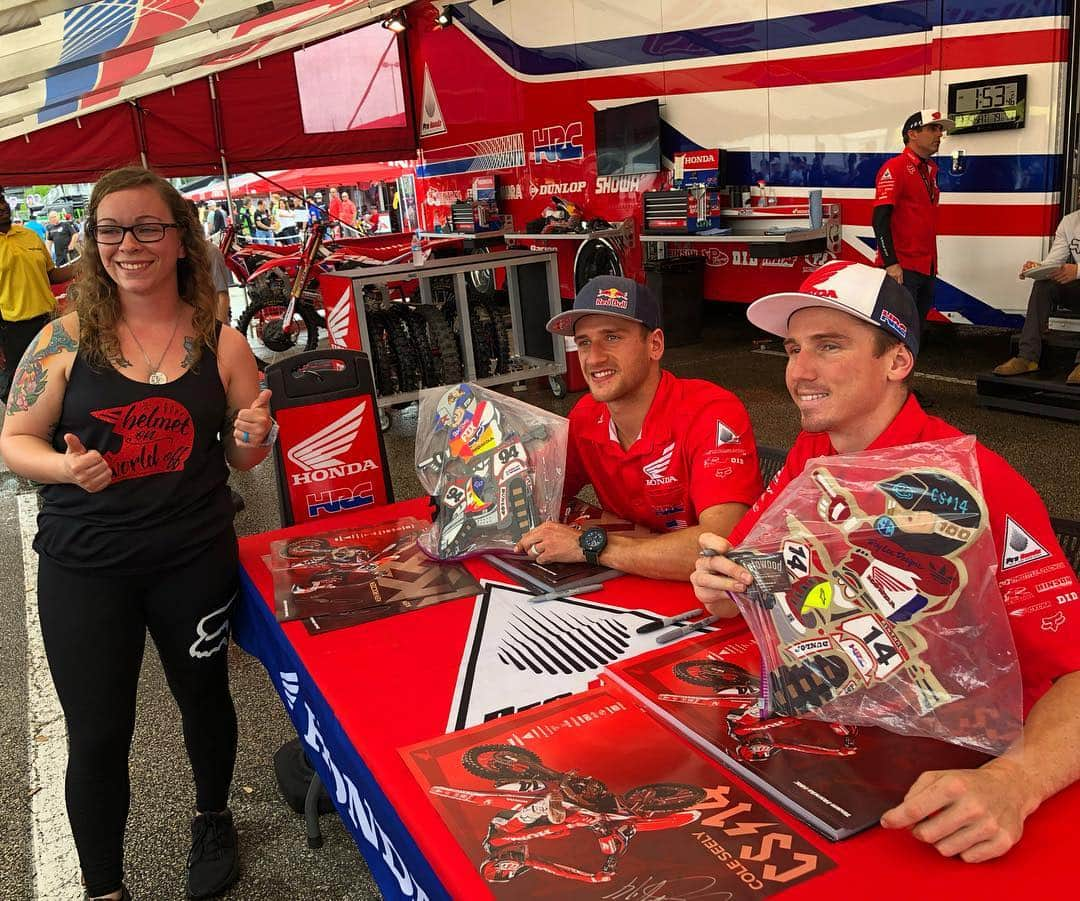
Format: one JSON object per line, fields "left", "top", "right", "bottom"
{"left": 415, "top": 383, "right": 569, "bottom": 560}
{"left": 727, "top": 436, "right": 1021, "bottom": 755}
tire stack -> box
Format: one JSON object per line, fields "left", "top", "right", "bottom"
{"left": 362, "top": 288, "right": 517, "bottom": 397}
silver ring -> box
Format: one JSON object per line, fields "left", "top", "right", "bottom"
{"left": 529, "top": 544, "right": 540, "bottom": 556}
{"left": 242, "top": 431, "right": 250, "bottom": 443}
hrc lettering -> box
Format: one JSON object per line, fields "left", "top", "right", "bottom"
{"left": 306, "top": 482, "right": 376, "bottom": 517}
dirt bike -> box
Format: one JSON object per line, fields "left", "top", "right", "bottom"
{"left": 233, "top": 224, "right": 469, "bottom": 364}
{"left": 430, "top": 743, "right": 705, "bottom": 884}
{"left": 660, "top": 658, "right": 860, "bottom": 761}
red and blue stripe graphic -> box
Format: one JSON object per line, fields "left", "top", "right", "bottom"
{"left": 453, "top": 0, "right": 1066, "bottom": 76}
{"left": 42, "top": 0, "right": 203, "bottom": 124}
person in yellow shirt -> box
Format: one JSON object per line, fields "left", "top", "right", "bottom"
{"left": 1, "top": 191, "right": 74, "bottom": 402}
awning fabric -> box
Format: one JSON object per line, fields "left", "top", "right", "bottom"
{"left": 183, "top": 162, "right": 413, "bottom": 200}
{"left": 0, "top": 1, "right": 418, "bottom": 186}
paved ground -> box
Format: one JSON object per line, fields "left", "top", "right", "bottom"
{"left": 2, "top": 297, "right": 1078, "bottom": 900}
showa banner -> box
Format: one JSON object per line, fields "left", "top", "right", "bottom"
{"left": 727, "top": 437, "right": 1022, "bottom": 755}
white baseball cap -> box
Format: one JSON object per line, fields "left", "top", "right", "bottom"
{"left": 747, "top": 260, "right": 921, "bottom": 355}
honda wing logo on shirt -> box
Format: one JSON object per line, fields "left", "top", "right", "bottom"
{"left": 287, "top": 402, "right": 378, "bottom": 486}
{"left": 643, "top": 441, "right": 678, "bottom": 485}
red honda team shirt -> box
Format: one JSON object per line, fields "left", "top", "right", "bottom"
{"left": 563, "top": 371, "right": 763, "bottom": 533}
{"left": 728, "top": 393, "right": 1080, "bottom": 714}
{"left": 874, "top": 146, "right": 940, "bottom": 276}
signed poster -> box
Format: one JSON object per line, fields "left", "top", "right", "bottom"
{"left": 604, "top": 630, "right": 987, "bottom": 840}
{"left": 403, "top": 687, "right": 833, "bottom": 898}
{"left": 265, "top": 516, "right": 481, "bottom": 632}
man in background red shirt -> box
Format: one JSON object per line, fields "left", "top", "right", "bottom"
{"left": 873, "top": 109, "right": 953, "bottom": 325}
{"left": 338, "top": 191, "right": 357, "bottom": 230}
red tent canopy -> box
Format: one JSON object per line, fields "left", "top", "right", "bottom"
{"left": 261, "top": 162, "right": 415, "bottom": 193}
{"left": 0, "top": 20, "right": 418, "bottom": 186}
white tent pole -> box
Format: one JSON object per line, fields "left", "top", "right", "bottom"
{"left": 208, "top": 76, "right": 233, "bottom": 216}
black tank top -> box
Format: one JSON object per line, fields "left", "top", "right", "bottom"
{"left": 36, "top": 332, "right": 234, "bottom": 573}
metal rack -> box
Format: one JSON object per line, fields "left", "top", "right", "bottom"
{"left": 642, "top": 203, "right": 839, "bottom": 260}
{"left": 503, "top": 224, "right": 631, "bottom": 243}
{"left": 416, "top": 229, "right": 507, "bottom": 240}
{"left": 341, "top": 248, "right": 566, "bottom": 410}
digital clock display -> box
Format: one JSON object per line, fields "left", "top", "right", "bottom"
{"left": 954, "top": 82, "right": 1018, "bottom": 114}
{"left": 948, "top": 75, "right": 1027, "bottom": 134}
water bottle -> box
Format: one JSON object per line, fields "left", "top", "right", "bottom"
{"left": 411, "top": 232, "right": 424, "bottom": 267}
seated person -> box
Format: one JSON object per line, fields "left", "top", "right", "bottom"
{"left": 517, "top": 276, "right": 762, "bottom": 580}
{"left": 994, "top": 208, "right": 1080, "bottom": 384}
{"left": 693, "top": 259, "right": 1080, "bottom": 863}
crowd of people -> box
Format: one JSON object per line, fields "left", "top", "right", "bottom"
{"left": 0, "top": 107, "right": 1079, "bottom": 899}
{"left": 193, "top": 186, "right": 385, "bottom": 247}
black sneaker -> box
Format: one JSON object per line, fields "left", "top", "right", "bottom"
{"left": 187, "top": 809, "right": 240, "bottom": 899}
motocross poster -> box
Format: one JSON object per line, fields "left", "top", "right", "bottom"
{"left": 265, "top": 516, "right": 481, "bottom": 632}
{"left": 403, "top": 687, "right": 833, "bottom": 898}
{"left": 604, "top": 630, "right": 988, "bottom": 840}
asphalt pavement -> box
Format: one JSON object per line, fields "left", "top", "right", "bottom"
{"left": 2, "top": 300, "right": 1078, "bottom": 900}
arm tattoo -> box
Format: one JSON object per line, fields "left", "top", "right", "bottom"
{"left": 180, "top": 336, "right": 196, "bottom": 370}
{"left": 6, "top": 322, "right": 77, "bottom": 415}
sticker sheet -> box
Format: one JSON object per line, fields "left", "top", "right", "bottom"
{"left": 729, "top": 438, "right": 1022, "bottom": 754}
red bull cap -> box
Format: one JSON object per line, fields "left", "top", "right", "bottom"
{"left": 546, "top": 276, "right": 662, "bottom": 335}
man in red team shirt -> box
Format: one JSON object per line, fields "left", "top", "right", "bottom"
{"left": 693, "top": 259, "right": 1080, "bottom": 863}
{"left": 873, "top": 109, "right": 953, "bottom": 324}
{"left": 516, "top": 276, "right": 762, "bottom": 581}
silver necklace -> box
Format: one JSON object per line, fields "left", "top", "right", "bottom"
{"left": 123, "top": 313, "right": 181, "bottom": 385}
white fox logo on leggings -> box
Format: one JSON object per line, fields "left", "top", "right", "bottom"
{"left": 189, "top": 594, "right": 235, "bottom": 659}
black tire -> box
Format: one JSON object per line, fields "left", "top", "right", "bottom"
{"left": 383, "top": 304, "right": 422, "bottom": 392}
{"left": 622, "top": 783, "right": 706, "bottom": 814}
{"left": 469, "top": 301, "right": 498, "bottom": 378}
{"left": 573, "top": 238, "right": 622, "bottom": 291}
{"left": 399, "top": 305, "right": 439, "bottom": 388}
{"left": 769, "top": 654, "right": 851, "bottom": 716}
{"left": 364, "top": 309, "right": 400, "bottom": 397}
{"left": 462, "top": 744, "right": 545, "bottom": 781}
{"left": 548, "top": 375, "right": 567, "bottom": 398}
{"left": 415, "top": 305, "right": 464, "bottom": 384}
{"left": 467, "top": 245, "right": 496, "bottom": 297}
{"left": 236, "top": 296, "right": 320, "bottom": 355}
{"left": 479, "top": 294, "right": 512, "bottom": 373}
{"left": 674, "top": 660, "right": 756, "bottom": 692}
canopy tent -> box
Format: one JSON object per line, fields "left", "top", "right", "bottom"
{"left": 184, "top": 172, "right": 284, "bottom": 202}
{"left": 0, "top": 0, "right": 419, "bottom": 185}
{"left": 183, "top": 161, "right": 413, "bottom": 201}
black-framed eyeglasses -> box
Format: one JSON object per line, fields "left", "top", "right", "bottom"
{"left": 89, "top": 222, "right": 179, "bottom": 244}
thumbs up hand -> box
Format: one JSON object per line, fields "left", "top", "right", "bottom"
{"left": 234, "top": 388, "right": 275, "bottom": 447}
{"left": 63, "top": 433, "right": 113, "bottom": 493}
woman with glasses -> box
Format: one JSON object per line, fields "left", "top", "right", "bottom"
{"left": 0, "top": 167, "right": 275, "bottom": 901}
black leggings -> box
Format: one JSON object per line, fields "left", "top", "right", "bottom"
{"left": 37, "top": 530, "right": 240, "bottom": 897}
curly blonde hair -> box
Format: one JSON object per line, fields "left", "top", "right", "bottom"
{"left": 70, "top": 166, "right": 218, "bottom": 369}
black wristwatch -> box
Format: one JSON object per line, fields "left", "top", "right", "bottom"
{"left": 580, "top": 527, "right": 608, "bottom": 565}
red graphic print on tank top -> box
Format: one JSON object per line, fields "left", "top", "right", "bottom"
{"left": 91, "top": 397, "right": 195, "bottom": 483}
